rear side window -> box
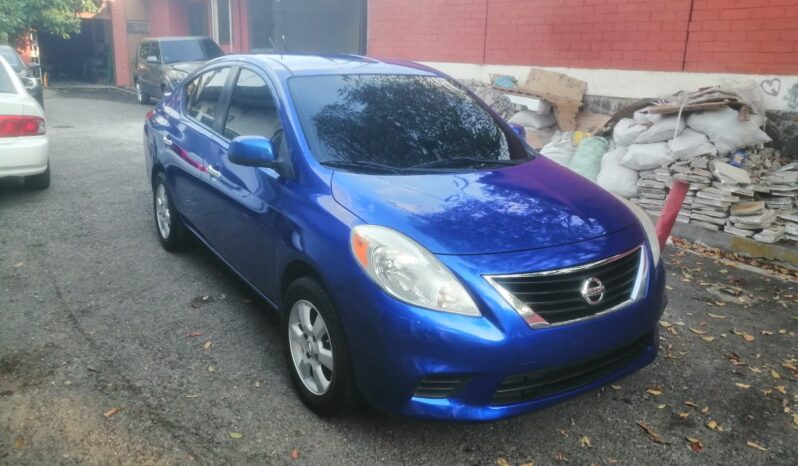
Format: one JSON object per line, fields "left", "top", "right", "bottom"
{"left": 223, "top": 69, "right": 281, "bottom": 139}
{"left": 0, "top": 62, "right": 16, "bottom": 94}
{"left": 186, "top": 67, "right": 230, "bottom": 129}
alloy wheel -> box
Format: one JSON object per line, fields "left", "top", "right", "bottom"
{"left": 155, "top": 183, "right": 171, "bottom": 239}
{"left": 136, "top": 82, "right": 143, "bottom": 103}
{"left": 288, "top": 299, "right": 334, "bottom": 395}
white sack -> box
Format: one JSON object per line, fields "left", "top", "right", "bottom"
{"left": 634, "top": 115, "right": 686, "bottom": 144}
{"left": 509, "top": 110, "right": 556, "bottom": 130}
{"left": 540, "top": 132, "right": 576, "bottom": 167}
{"left": 621, "top": 142, "right": 674, "bottom": 170}
{"left": 597, "top": 147, "right": 638, "bottom": 198}
{"left": 667, "top": 128, "right": 717, "bottom": 160}
{"left": 686, "top": 106, "right": 771, "bottom": 155}
{"left": 613, "top": 118, "right": 647, "bottom": 147}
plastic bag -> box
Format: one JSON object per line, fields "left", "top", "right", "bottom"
{"left": 568, "top": 136, "right": 610, "bottom": 181}
{"left": 509, "top": 110, "right": 556, "bottom": 130}
{"left": 668, "top": 128, "right": 717, "bottom": 160}
{"left": 540, "top": 131, "right": 577, "bottom": 166}
{"left": 613, "top": 118, "right": 647, "bottom": 147}
{"left": 686, "top": 106, "right": 771, "bottom": 155}
{"left": 634, "top": 115, "right": 686, "bottom": 144}
{"left": 597, "top": 148, "right": 638, "bottom": 198}
{"left": 622, "top": 142, "right": 674, "bottom": 170}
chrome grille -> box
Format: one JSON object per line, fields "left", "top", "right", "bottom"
{"left": 486, "top": 247, "right": 644, "bottom": 327}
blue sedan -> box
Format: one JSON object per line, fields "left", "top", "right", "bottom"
{"left": 143, "top": 54, "right": 666, "bottom": 421}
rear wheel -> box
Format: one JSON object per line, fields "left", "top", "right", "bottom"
{"left": 152, "top": 172, "right": 189, "bottom": 251}
{"left": 136, "top": 81, "right": 150, "bottom": 105}
{"left": 24, "top": 163, "right": 50, "bottom": 190}
{"left": 283, "top": 277, "right": 356, "bottom": 416}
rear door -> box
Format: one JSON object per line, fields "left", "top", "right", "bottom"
{"left": 163, "top": 65, "right": 233, "bottom": 236}
{"left": 201, "top": 65, "right": 286, "bottom": 292}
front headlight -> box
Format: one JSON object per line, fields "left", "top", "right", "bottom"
{"left": 350, "top": 225, "right": 481, "bottom": 316}
{"left": 166, "top": 69, "right": 188, "bottom": 86}
{"left": 614, "top": 195, "right": 661, "bottom": 264}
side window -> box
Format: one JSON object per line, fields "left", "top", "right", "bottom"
{"left": 223, "top": 69, "right": 282, "bottom": 140}
{"left": 151, "top": 43, "right": 161, "bottom": 62}
{"left": 138, "top": 43, "right": 150, "bottom": 61}
{"left": 186, "top": 67, "right": 231, "bottom": 130}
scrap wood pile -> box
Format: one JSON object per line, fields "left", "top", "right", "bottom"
{"left": 534, "top": 82, "right": 797, "bottom": 245}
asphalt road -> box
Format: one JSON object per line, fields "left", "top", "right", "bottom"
{"left": 1, "top": 88, "right": 796, "bottom": 465}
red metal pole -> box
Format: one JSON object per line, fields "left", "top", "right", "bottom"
{"left": 656, "top": 179, "right": 689, "bottom": 249}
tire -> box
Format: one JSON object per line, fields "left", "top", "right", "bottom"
{"left": 24, "top": 163, "right": 50, "bottom": 190}
{"left": 152, "top": 172, "right": 189, "bottom": 251}
{"left": 135, "top": 81, "right": 150, "bottom": 105}
{"left": 283, "top": 277, "right": 356, "bottom": 416}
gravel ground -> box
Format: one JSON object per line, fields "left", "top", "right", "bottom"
{"left": 0, "top": 88, "right": 796, "bottom": 465}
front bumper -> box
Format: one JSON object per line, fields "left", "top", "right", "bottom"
{"left": 0, "top": 135, "right": 49, "bottom": 177}
{"left": 332, "top": 230, "right": 666, "bottom": 421}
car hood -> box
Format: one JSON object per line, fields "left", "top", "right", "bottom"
{"left": 331, "top": 156, "right": 640, "bottom": 255}
{"left": 168, "top": 61, "right": 205, "bottom": 73}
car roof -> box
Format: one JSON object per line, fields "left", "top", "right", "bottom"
{"left": 225, "top": 54, "right": 439, "bottom": 78}
{"left": 142, "top": 36, "right": 212, "bottom": 43}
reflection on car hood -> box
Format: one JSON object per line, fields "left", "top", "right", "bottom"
{"left": 331, "top": 156, "right": 640, "bottom": 255}
{"left": 168, "top": 61, "right": 205, "bottom": 73}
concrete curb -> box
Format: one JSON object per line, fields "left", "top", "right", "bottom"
{"left": 651, "top": 214, "right": 798, "bottom": 266}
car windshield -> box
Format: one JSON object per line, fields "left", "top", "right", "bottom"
{"left": 0, "top": 46, "right": 24, "bottom": 72}
{"left": 0, "top": 60, "right": 16, "bottom": 93}
{"left": 160, "top": 39, "right": 223, "bottom": 64}
{"left": 288, "top": 74, "right": 531, "bottom": 171}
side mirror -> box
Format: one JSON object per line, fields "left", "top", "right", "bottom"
{"left": 509, "top": 123, "right": 526, "bottom": 140}
{"left": 228, "top": 136, "right": 277, "bottom": 168}
{"left": 146, "top": 56, "right": 158, "bottom": 63}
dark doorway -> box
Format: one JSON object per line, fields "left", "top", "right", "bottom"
{"left": 247, "top": 0, "right": 365, "bottom": 54}
{"left": 38, "top": 19, "right": 113, "bottom": 84}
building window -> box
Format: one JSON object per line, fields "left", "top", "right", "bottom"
{"left": 214, "top": 0, "right": 232, "bottom": 46}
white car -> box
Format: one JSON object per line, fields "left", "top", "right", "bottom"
{"left": 0, "top": 55, "right": 49, "bottom": 189}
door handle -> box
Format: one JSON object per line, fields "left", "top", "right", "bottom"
{"left": 162, "top": 136, "right": 173, "bottom": 147}
{"left": 207, "top": 165, "right": 222, "bottom": 179}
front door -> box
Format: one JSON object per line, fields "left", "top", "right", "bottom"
{"left": 202, "top": 66, "right": 285, "bottom": 293}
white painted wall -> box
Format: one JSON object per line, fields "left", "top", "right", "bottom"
{"left": 422, "top": 61, "right": 798, "bottom": 113}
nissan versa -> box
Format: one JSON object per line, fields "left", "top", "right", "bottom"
{"left": 143, "top": 55, "right": 666, "bottom": 421}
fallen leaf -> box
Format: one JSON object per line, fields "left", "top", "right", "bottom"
{"left": 701, "top": 406, "right": 710, "bottom": 414}
{"left": 208, "top": 365, "right": 216, "bottom": 373}
{"left": 203, "top": 340, "right": 213, "bottom": 351}
{"left": 659, "top": 320, "right": 672, "bottom": 328}
{"left": 185, "top": 394, "right": 199, "bottom": 398}
{"left": 606, "top": 459, "right": 618, "bottom": 464}
{"left": 689, "top": 328, "right": 707, "bottom": 335}
{"left": 706, "top": 420, "right": 719, "bottom": 430}
{"left": 610, "top": 384, "right": 621, "bottom": 390}
{"left": 290, "top": 448, "right": 300, "bottom": 460}
{"left": 657, "top": 404, "right": 667, "bottom": 409}
{"left": 736, "top": 383, "right": 751, "bottom": 389}
{"left": 793, "top": 414, "right": 798, "bottom": 427}
{"left": 185, "top": 331, "right": 203, "bottom": 337}
{"left": 14, "top": 436, "right": 25, "bottom": 449}
{"left": 636, "top": 421, "right": 669, "bottom": 444}
{"left": 579, "top": 435, "right": 591, "bottom": 448}
{"left": 707, "top": 313, "right": 727, "bottom": 319}
{"left": 554, "top": 451, "right": 568, "bottom": 462}
{"left": 520, "top": 463, "right": 535, "bottom": 466}
{"left": 771, "top": 370, "right": 782, "bottom": 379}
{"left": 646, "top": 388, "right": 663, "bottom": 396}
{"left": 13, "top": 261, "right": 24, "bottom": 268}
{"left": 496, "top": 458, "right": 510, "bottom": 466}
{"left": 701, "top": 335, "right": 716, "bottom": 342}
{"left": 229, "top": 432, "right": 243, "bottom": 439}
{"left": 746, "top": 440, "right": 767, "bottom": 451}
{"left": 775, "top": 386, "right": 787, "bottom": 395}
{"left": 677, "top": 412, "right": 690, "bottom": 419}
{"left": 761, "top": 330, "right": 773, "bottom": 336}
{"left": 103, "top": 407, "right": 123, "bottom": 418}
{"left": 684, "top": 401, "right": 700, "bottom": 408}
{"left": 686, "top": 437, "right": 703, "bottom": 453}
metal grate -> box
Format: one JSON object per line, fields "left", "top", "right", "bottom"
{"left": 491, "top": 332, "right": 653, "bottom": 405}
{"left": 413, "top": 375, "right": 470, "bottom": 399}
{"left": 487, "top": 247, "right": 643, "bottom": 326}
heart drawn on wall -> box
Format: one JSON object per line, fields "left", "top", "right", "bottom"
{"left": 760, "top": 78, "right": 781, "bottom": 97}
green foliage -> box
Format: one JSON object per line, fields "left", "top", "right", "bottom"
{"left": 0, "top": 0, "right": 97, "bottom": 43}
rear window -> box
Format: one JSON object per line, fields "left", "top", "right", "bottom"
{"left": 0, "top": 47, "right": 24, "bottom": 73}
{"left": 288, "top": 74, "right": 528, "bottom": 169}
{"left": 160, "top": 39, "right": 223, "bottom": 64}
{"left": 0, "top": 61, "right": 16, "bottom": 93}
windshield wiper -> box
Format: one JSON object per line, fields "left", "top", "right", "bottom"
{"left": 409, "top": 157, "right": 524, "bottom": 170}
{"left": 320, "top": 160, "right": 403, "bottom": 174}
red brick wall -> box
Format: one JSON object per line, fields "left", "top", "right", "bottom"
{"left": 685, "top": 0, "right": 798, "bottom": 75}
{"left": 367, "top": 0, "right": 798, "bottom": 75}
{"left": 110, "top": 0, "right": 131, "bottom": 87}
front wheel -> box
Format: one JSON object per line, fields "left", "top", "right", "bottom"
{"left": 136, "top": 81, "right": 150, "bottom": 105}
{"left": 152, "top": 172, "right": 189, "bottom": 251}
{"left": 283, "top": 277, "right": 356, "bottom": 416}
